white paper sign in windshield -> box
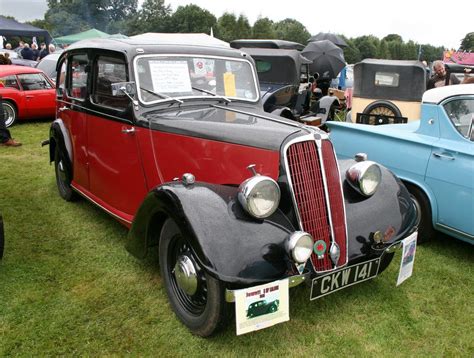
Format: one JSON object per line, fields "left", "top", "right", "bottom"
{"left": 149, "top": 60, "right": 192, "bottom": 94}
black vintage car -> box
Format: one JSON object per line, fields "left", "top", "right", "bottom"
{"left": 231, "top": 39, "right": 342, "bottom": 126}
{"left": 48, "top": 34, "right": 418, "bottom": 336}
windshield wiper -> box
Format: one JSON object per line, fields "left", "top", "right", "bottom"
{"left": 140, "top": 87, "right": 183, "bottom": 104}
{"left": 191, "top": 86, "right": 231, "bottom": 103}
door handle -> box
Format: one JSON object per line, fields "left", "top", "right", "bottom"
{"left": 121, "top": 127, "right": 135, "bottom": 134}
{"left": 432, "top": 152, "right": 455, "bottom": 160}
{"left": 26, "top": 95, "right": 33, "bottom": 99}
{"left": 58, "top": 106, "right": 69, "bottom": 112}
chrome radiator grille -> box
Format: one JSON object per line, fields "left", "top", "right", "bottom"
{"left": 286, "top": 139, "right": 347, "bottom": 271}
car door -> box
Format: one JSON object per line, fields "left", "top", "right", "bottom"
{"left": 86, "top": 53, "right": 147, "bottom": 221}
{"left": 425, "top": 98, "right": 474, "bottom": 238}
{"left": 61, "top": 54, "right": 89, "bottom": 190}
{"left": 17, "top": 72, "right": 55, "bottom": 117}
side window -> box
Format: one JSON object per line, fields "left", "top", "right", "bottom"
{"left": 0, "top": 75, "right": 20, "bottom": 90}
{"left": 18, "top": 73, "right": 52, "bottom": 91}
{"left": 444, "top": 98, "right": 474, "bottom": 139}
{"left": 68, "top": 54, "right": 88, "bottom": 100}
{"left": 57, "top": 60, "right": 67, "bottom": 97}
{"left": 92, "top": 55, "right": 128, "bottom": 110}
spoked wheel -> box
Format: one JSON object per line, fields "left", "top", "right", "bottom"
{"left": 363, "top": 101, "right": 402, "bottom": 125}
{"left": 159, "top": 219, "right": 229, "bottom": 337}
{"left": 54, "top": 147, "right": 77, "bottom": 201}
{"left": 3, "top": 102, "right": 17, "bottom": 128}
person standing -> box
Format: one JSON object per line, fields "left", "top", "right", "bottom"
{"left": 31, "top": 43, "right": 40, "bottom": 61}
{"left": 427, "top": 60, "right": 460, "bottom": 89}
{"left": 20, "top": 43, "right": 35, "bottom": 61}
{"left": 0, "top": 94, "right": 21, "bottom": 147}
{"left": 38, "top": 43, "right": 48, "bottom": 60}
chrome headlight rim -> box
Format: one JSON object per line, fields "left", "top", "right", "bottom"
{"left": 237, "top": 175, "right": 281, "bottom": 219}
{"left": 286, "top": 231, "right": 313, "bottom": 264}
{"left": 346, "top": 161, "right": 382, "bottom": 197}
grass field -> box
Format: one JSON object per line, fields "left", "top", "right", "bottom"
{"left": 1, "top": 121, "right": 473, "bottom": 356}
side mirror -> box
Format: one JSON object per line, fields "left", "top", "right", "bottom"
{"left": 111, "top": 81, "right": 136, "bottom": 97}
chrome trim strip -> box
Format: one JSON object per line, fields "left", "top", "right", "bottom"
{"left": 56, "top": 99, "right": 133, "bottom": 124}
{"left": 328, "top": 141, "right": 349, "bottom": 267}
{"left": 436, "top": 223, "right": 474, "bottom": 240}
{"left": 132, "top": 53, "right": 260, "bottom": 105}
{"left": 225, "top": 274, "right": 308, "bottom": 303}
{"left": 315, "top": 139, "right": 338, "bottom": 268}
{"left": 71, "top": 184, "right": 132, "bottom": 224}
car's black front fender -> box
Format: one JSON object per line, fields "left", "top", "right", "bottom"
{"left": 339, "top": 159, "right": 418, "bottom": 262}
{"left": 126, "top": 182, "right": 297, "bottom": 286}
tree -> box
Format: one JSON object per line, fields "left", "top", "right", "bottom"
{"left": 460, "top": 32, "right": 474, "bottom": 51}
{"left": 169, "top": 4, "right": 216, "bottom": 34}
{"left": 44, "top": 0, "right": 138, "bottom": 35}
{"left": 126, "top": 0, "right": 172, "bottom": 35}
{"left": 353, "top": 36, "right": 378, "bottom": 59}
{"left": 215, "top": 13, "right": 238, "bottom": 42}
{"left": 382, "top": 34, "right": 403, "bottom": 43}
{"left": 235, "top": 15, "right": 251, "bottom": 39}
{"left": 377, "top": 40, "right": 389, "bottom": 59}
{"left": 343, "top": 41, "right": 362, "bottom": 64}
{"left": 273, "top": 18, "right": 310, "bottom": 44}
{"left": 252, "top": 17, "right": 275, "bottom": 39}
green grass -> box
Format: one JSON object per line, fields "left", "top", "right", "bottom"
{"left": 1, "top": 121, "right": 473, "bottom": 356}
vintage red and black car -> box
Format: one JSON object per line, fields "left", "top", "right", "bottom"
{"left": 47, "top": 35, "right": 418, "bottom": 336}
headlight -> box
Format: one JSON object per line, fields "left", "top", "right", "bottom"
{"left": 346, "top": 161, "right": 382, "bottom": 196}
{"left": 238, "top": 176, "right": 280, "bottom": 218}
{"left": 286, "top": 232, "right": 313, "bottom": 263}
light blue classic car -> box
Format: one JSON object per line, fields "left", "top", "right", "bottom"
{"left": 328, "top": 84, "right": 474, "bottom": 244}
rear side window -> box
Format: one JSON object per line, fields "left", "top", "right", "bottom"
{"left": 92, "top": 55, "right": 128, "bottom": 110}
{"left": 57, "top": 61, "right": 67, "bottom": 97}
{"left": 0, "top": 75, "right": 20, "bottom": 90}
{"left": 68, "top": 54, "right": 88, "bottom": 100}
{"left": 18, "top": 73, "right": 52, "bottom": 91}
{"left": 444, "top": 98, "right": 474, "bottom": 139}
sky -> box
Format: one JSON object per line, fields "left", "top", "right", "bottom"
{"left": 1, "top": 0, "right": 472, "bottom": 50}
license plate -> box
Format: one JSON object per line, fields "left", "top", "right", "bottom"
{"left": 310, "top": 258, "right": 380, "bottom": 300}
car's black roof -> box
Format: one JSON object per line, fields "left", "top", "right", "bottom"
{"left": 63, "top": 35, "right": 248, "bottom": 63}
{"left": 230, "top": 39, "right": 305, "bottom": 51}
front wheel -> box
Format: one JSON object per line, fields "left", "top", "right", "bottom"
{"left": 54, "top": 147, "right": 77, "bottom": 201}
{"left": 405, "top": 184, "right": 434, "bottom": 243}
{"left": 159, "top": 218, "right": 230, "bottom": 337}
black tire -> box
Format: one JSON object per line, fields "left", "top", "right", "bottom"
{"left": 405, "top": 183, "right": 435, "bottom": 244}
{"left": 0, "top": 214, "right": 4, "bottom": 260}
{"left": 54, "top": 147, "right": 78, "bottom": 202}
{"left": 363, "top": 100, "right": 402, "bottom": 125}
{"left": 159, "top": 218, "right": 230, "bottom": 337}
{"left": 3, "top": 101, "right": 17, "bottom": 128}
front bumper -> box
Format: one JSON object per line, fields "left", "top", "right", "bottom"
{"left": 225, "top": 240, "right": 404, "bottom": 303}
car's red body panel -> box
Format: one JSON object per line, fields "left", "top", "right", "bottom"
{"left": 0, "top": 65, "right": 55, "bottom": 121}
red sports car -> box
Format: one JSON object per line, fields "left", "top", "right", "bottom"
{"left": 0, "top": 65, "right": 56, "bottom": 127}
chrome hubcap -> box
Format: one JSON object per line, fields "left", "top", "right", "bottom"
{"left": 58, "top": 160, "right": 67, "bottom": 182}
{"left": 3, "top": 106, "right": 14, "bottom": 127}
{"left": 173, "top": 255, "right": 198, "bottom": 295}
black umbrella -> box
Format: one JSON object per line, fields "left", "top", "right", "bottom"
{"left": 302, "top": 40, "right": 346, "bottom": 78}
{"left": 308, "top": 32, "right": 348, "bottom": 48}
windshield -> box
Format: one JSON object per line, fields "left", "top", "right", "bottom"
{"left": 134, "top": 55, "right": 259, "bottom": 104}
